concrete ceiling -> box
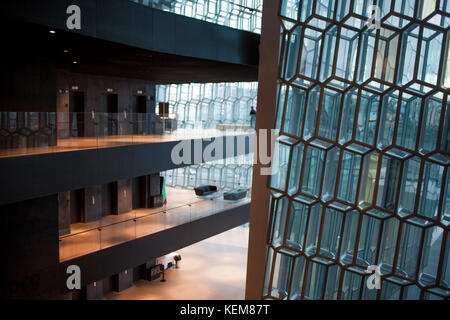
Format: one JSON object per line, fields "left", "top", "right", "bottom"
{"left": 2, "top": 18, "right": 259, "bottom": 84}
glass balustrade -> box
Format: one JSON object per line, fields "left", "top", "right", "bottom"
{"left": 0, "top": 111, "right": 254, "bottom": 158}
{"left": 59, "top": 187, "right": 250, "bottom": 262}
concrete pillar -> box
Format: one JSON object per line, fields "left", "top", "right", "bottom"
{"left": 82, "top": 185, "right": 102, "bottom": 223}
{"left": 114, "top": 179, "right": 132, "bottom": 215}
{"left": 245, "top": 0, "right": 281, "bottom": 300}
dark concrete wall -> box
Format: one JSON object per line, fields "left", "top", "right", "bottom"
{"left": 58, "top": 192, "right": 71, "bottom": 236}
{"left": 56, "top": 71, "right": 156, "bottom": 115}
{"left": 0, "top": 195, "right": 61, "bottom": 299}
{"left": 0, "top": 59, "right": 57, "bottom": 112}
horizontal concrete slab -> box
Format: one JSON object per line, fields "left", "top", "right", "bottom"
{"left": 0, "top": 134, "right": 253, "bottom": 206}
{"left": 59, "top": 202, "right": 250, "bottom": 291}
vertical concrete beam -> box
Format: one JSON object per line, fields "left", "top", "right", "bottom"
{"left": 245, "top": 0, "right": 281, "bottom": 300}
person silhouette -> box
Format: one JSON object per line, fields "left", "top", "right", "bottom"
{"left": 250, "top": 106, "right": 256, "bottom": 128}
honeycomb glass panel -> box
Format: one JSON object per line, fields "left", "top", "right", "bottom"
{"left": 303, "top": 260, "right": 326, "bottom": 300}
{"left": 303, "top": 85, "right": 320, "bottom": 140}
{"left": 318, "top": 88, "right": 342, "bottom": 141}
{"left": 282, "top": 86, "right": 306, "bottom": 137}
{"left": 378, "top": 90, "right": 399, "bottom": 150}
{"left": 270, "top": 250, "right": 296, "bottom": 299}
{"left": 332, "top": 27, "right": 359, "bottom": 87}
{"left": 340, "top": 267, "right": 364, "bottom": 300}
{"left": 358, "top": 151, "right": 379, "bottom": 210}
{"left": 265, "top": 0, "right": 450, "bottom": 300}
{"left": 280, "top": 0, "right": 300, "bottom": 21}
{"left": 270, "top": 197, "right": 289, "bottom": 247}
{"left": 270, "top": 140, "right": 292, "bottom": 192}
{"left": 378, "top": 217, "right": 400, "bottom": 274}
{"left": 337, "top": 150, "right": 361, "bottom": 204}
{"left": 319, "top": 207, "right": 344, "bottom": 259}
{"left": 357, "top": 28, "right": 376, "bottom": 84}
{"left": 355, "top": 213, "right": 383, "bottom": 268}
{"left": 297, "top": 28, "right": 323, "bottom": 85}
{"left": 340, "top": 210, "right": 359, "bottom": 265}
{"left": 324, "top": 264, "right": 341, "bottom": 300}
{"left": 397, "top": 24, "right": 420, "bottom": 86}
{"left": 263, "top": 247, "right": 274, "bottom": 297}
{"left": 441, "top": 231, "right": 450, "bottom": 289}
{"left": 319, "top": 26, "right": 338, "bottom": 82}
{"left": 380, "top": 277, "right": 412, "bottom": 300}
{"left": 321, "top": 147, "right": 340, "bottom": 202}
{"left": 287, "top": 143, "right": 304, "bottom": 195}
{"left": 301, "top": 146, "right": 325, "bottom": 197}
{"left": 418, "top": 161, "right": 444, "bottom": 220}
{"left": 304, "top": 203, "right": 323, "bottom": 256}
{"left": 338, "top": 87, "right": 358, "bottom": 145}
{"left": 418, "top": 226, "right": 443, "bottom": 287}
{"left": 338, "top": 0, "right": 373, "bottom": 29}
{"left": 395, "top": 221, "right": 422, "bottom": 279}
{"left": 303, "top": 259, "right": 340, "bottom": 300}
{"left": 277, "top": 84, "right": 288, "bottom": 131}
{"left": 289, "top": 256, "right": 307, "bottom": 299}
{"left": 302, "top": 0, "right": 335, "bottom": 29}
{"left": 356, "top": 90, "right": 379, "bottom": 146}
{"left": 395, "top": 93, "right": 421, "bottom": 151}
{"left": 443, "top": 171, "right": 450, "bottom": 226}
{"left": 419, "top": 92, "right": 444, "bottom": 154}
{"left": 376, "top": 156, "right": 401, "bottom": 212}
{"left": 398, "top": 156, "right": 421, "bottom": 217}
{"left": 440, "top": 97, "right": 450, "bottom": 153}
{"left": 416, "top": 27, "right": 443, "bottom": 87}
{"left": 286, "top": 197, "right": 313, "bottom": 250}
{"left": 282, "top": 26, "right": 302, "bottom": 81}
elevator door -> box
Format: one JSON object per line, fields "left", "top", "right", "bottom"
{"left": 136, "top": 96, "right": 147, "bottom": 114}
{"left": 107, "top": 94, "right": 118, "bottom": 135}
{"left": 69, "top": 92, "right": 85, "bottom": 137}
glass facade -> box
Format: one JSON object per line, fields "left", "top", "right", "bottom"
{"left": 156, "top": 82, "right": 258, "bottom": 129}
{"left": 264, "top": 0, "right": 450, "bottom": 300}
{"left": 162, "top": 153, "right": 254, "bottom": 192}
{"left": 130, "top": 0, "right": 263, "bottom": 33}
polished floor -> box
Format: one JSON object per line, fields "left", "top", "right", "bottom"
{"left": 0, "top": 129, "right": 252, "bottom": 158}
{"left": 59, "top": 187, "right": 250, "bottom": 262}
{"left": 105, "top": 224, "right": 249, "bottom": 300}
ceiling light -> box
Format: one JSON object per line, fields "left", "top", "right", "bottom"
{"left": 73, "top": 61, "right": 78, "bottom": 64}
{"left": 64, "top": 49, "right": 69, "bottom": 53}
{"left": 49, "top": 30, "right": 56, "bottom": 34}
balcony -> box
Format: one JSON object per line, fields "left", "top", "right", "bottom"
{"left": 59, "top": 186, "right": 250, "bottom": 261}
